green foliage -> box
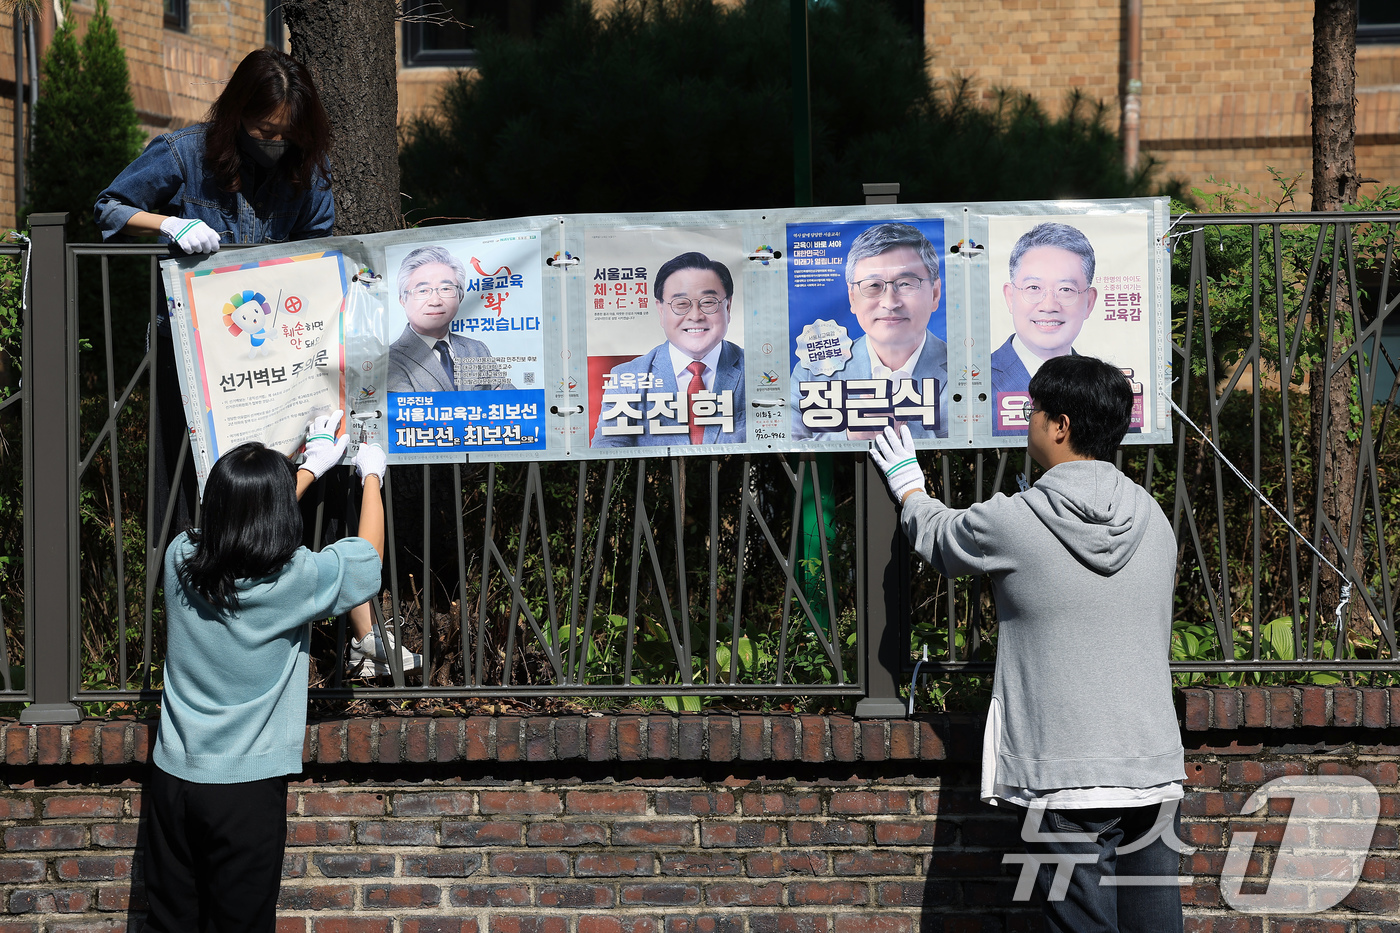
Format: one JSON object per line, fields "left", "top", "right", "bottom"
{"left": 24, "top": 0, "right": 145, "bottom": 242}
{"left": 400, "top": 0, "right": 1163, "bottom": 220}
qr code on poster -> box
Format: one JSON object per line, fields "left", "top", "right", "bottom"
{"left": 523, "top": 372, "right": 536, "bottom": 385}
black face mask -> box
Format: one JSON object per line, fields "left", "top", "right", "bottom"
{"left": 238, "top": 127, "right": 290, "bottom": 169}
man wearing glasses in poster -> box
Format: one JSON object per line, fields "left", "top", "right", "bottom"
{"left": 992, "top": 222, "right": 1097, "bottom": 435}
{"left": 387, "top": 245, "right": 515, "bottom": 393}
{"left": 591, "top": 251, "right": 746, "bottom": 447}
{"left": 790, "top": 222, "right": 949, "bottom": 440}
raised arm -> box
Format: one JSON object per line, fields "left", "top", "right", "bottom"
{"left": 353, "top": 445, "right": 388, "bottom": 560}
{"left": 297, "top": 410, "right": 349, "bottom": 500}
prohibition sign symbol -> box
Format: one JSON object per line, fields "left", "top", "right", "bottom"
{"left": 285, "top": 296, "right": 303, "bottom": 314}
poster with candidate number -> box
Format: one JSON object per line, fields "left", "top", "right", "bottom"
{"left": 167, "top": 250, "right": 348, "bottom": 491}
{"left": 584, "top": 226, "right": 748, "bottom": 454}
{"left": 984, "top": 213, "right": 1155, "bottom": 438}
{"left": 786, "top": 219, "right": 949, "bottom": 446}
{"left": 381, "top": 232, "right": 546, "bottom": 458}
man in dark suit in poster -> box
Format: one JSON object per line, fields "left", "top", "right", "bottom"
{"left": 790, "top": 222, "right": 949, "bottom": 440}
{"left": 991, "top": 222, "right": 1097, "bottom": 434}
{"left": 591, "top": 251, "right": 745, "bottom": 447}
{"left": 387, "top": 245, "right": 514, "bottom": 393}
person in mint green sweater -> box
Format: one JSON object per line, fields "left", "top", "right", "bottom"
{"left": 144, "top": 420, "right": 388, "bottom": 933}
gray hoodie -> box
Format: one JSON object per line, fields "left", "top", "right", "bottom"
{"left": 901, "top": 458, "right": 1185, "bottom": 790}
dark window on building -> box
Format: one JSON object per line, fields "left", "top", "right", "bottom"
{"left": 1359, "top": 0, "right": 1400, "bottom": 43}
{"left": 164, "top": 0, "right": 187, "bottom": 31}
{"left": 266, "top": 0, "right": 286, "bottom": 50}
{"left": 402, "top": 0, "right": 565, "bottom": 68}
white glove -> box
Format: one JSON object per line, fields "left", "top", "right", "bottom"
{"left": 354, "top": 443, "right": 388, "bottom": 486}
{"left": 870, "top": 424, "right": 926, "bottom": 502}
{"left": 300, "top": 410, "right": 348, "bottom": 479}
{"left": 159, "top": 216, "right": 221, "bottom": 254}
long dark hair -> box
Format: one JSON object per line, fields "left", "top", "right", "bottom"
{"left": 204, "top": 48, "right": 332, "bottom": 194}
{"left": 177, "top": 442, "right": 303, "bottom": 613}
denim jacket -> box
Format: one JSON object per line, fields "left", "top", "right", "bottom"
{"left": 94, "top": 123, "right": 334, "bottom": 248}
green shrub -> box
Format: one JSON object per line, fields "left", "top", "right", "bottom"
{"left": 400, "top": 0, "right": 1164, "bottom": 220}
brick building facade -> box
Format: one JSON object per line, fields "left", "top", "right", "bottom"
{"left": 927, "top": 0, "right": 1400, "bottom": 203}
{"left": 0, "top": 1, "right": 1391, "bottom": 227}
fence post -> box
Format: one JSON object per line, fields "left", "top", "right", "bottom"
{"left": 854, "top": 181, "right": 909, "bottom": 719}
{"left": 855, "top": 457, "right": 910, "bottom": 718}
{"left": 20, "top": 213, "right": 80, "bottom": 724}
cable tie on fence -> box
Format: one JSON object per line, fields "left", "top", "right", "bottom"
{"left": 750, "top": 399, "right": 785, "bottom": 408}
{"left": 550, "top": 405, "right": 584, "bottom": 416}
{"left": 908, "top": 644, "right": 929, "bottom": 717}
{"left": 1160, "top": 216, "right": 1205, "bottom": 254}
{"left": 349, "top": 410, "right": 381, "bottom": 420}
{"left": 1335, "top": 582, "right": 1353, "bottom": 631}
{"left": 545, "top": 255, "right": 579, "bottom": 268}
{"left": 11, "top": 233, "right": 30, "bottom": 318}
{"left": 747, "top": 247, "right": 782, "bottom": 262}
{"left": 1170, "top": 398, "right": 1354, "bottom": 607}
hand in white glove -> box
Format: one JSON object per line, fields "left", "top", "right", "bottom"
{"left": 870, "top": 424, "right": 926, "bottom": 503}
{"left": 300, "top": 410, "right": 348, "bottom": 479}
{"left": 159, "top": 216, "right": 221, "bottom": 254}
{"left": 354, "top": 443, "right": 388, "bottom": 486}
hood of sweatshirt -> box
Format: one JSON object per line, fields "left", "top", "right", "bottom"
{"left": 1022, "top": 459, "right": 1152, "bottom": 575}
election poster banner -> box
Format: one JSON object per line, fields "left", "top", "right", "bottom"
{"left": 584, "top": 226, "right": 748, "bottom": 453}
{"left": 984, "top": 212, "right": 1157, "bottom": 438}
{"left": 167, "top": 250, "right": 348, "bottom": 489}
{"left": 161, "top": 197, "right": 1169, "bottom": 471}
{"left": 786, "top": 218, "right": 949, "bottom": 446}
{"left": 381, "top": 231, "right": 547, "bottom": 458}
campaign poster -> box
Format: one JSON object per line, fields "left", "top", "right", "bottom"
{"left": 178, "top": 251, "right": 347, "bottom": 480}
{"left": 787, "top": 219, "right": 949, "bottom": 443}
{"left": 985, "top": 214, "right": 1153, "bottom": 436}
{"left": 585, "top": 227, "right": 747, "bottom": 452}
{"left": 382, "top": 232, "right": 546, "bottom": 457}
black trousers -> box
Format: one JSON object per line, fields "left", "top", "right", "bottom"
{"left": 141, "top": 764, "right": 288, "bottom": 933}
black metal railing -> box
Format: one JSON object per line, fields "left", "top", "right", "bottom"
{"left": 4, "top": 210, "right": 1400, "bottom": 725}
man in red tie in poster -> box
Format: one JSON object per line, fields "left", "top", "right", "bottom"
{"left": 591, "top": 251, "right": 746, "bottom": 447}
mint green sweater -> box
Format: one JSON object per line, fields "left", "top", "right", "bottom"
{"left": 156, "top": 532, "right": 381, "bottom": 783}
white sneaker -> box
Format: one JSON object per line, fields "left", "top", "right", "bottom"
{"left": 349, "top": 628, "right": 422, "bottom": 677}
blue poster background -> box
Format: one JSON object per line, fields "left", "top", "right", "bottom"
{"left": 388, "top": 388, "right": 547, "bottom": 454}
{"left": 785, "top": 219, "right": 947, "bottom": 350}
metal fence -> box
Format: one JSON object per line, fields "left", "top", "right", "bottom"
{"left": 3, "top": 210, "right": 1400, "bottom": 725}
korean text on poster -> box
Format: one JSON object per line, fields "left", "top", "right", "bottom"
{"left": 786, "top": 219, "right": 949, "bottom": 443}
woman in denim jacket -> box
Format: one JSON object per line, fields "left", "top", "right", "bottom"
{"left": 94, "top": 46, "right": 334, "bottom": 593}
{"left": 95, "top": 47, "right": 333, "bottom": 250}
{"left": 94, "top": 45, "right": 334, "bottom": 532}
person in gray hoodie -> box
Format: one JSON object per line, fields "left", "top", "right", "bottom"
{"left": 871, "top": 354, "right": 1185, "bottom": 933}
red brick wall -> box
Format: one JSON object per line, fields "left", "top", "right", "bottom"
{"left": 2, "top": 693, "right": 1399, "bottom": 932}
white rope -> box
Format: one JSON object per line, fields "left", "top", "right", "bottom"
{"left": 1169, "top": 397, "right": 1353, "bottom": 628}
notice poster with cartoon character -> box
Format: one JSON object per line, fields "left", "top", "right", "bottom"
{"left": 584, "top": 227, "right": 747, "bottom": 453}
{"left": 382, "top": 232, "right": 546, "bottom": 458}
{"left": 168, "top": 250, "right": 348, "bottom": 490}
{"left": 984, "top": 213, "right": 1155, "bottom": 438}
{"left": 786, "top": 219, "right": 949, "bottom": 446}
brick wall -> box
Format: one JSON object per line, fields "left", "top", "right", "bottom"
{"left": 2, "top": 690, "right": 1399, "bottom": 932}
{"left": 925, "top": 0, "right": 1400, "bottom": 200}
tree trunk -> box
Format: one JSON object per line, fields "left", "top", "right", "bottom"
{"left": 1309, "top": 0, "right": 1358, "bottom": 632}
{"left": 284, "top": 0, "right": 401, "bottom": 235}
